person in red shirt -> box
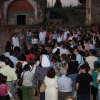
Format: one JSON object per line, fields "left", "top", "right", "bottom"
{"left": 25, "top": 48, "right": 35, "bottom": 62}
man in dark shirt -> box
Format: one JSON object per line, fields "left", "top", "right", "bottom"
{"left": 76, "top": 65, "right": 93, "bottom": 100}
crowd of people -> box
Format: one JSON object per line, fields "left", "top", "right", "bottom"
{"left": 0, "top": 26, "right": 100, "bottom": 100}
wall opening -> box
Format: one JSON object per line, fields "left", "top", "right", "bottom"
{"left": 17, "top": 15, "right": 26, "bottom": 25}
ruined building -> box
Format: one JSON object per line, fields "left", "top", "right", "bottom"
{"left": 0, "top": 0, "right": 47, "bottom": 25}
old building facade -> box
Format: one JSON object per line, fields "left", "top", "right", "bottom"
{"left": 0, "top": 0, "right": 47, "bottom": 25}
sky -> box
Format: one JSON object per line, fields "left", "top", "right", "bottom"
{"left": 47, "top": 0, "right": 79, "bottom": 7}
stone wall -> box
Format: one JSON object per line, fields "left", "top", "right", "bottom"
{"left": 91, "top": 0, "right": 100, "bottom": 24}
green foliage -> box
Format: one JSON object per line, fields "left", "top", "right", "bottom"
{"left": 54, "top": 0, "right": 62, "bottom": 8}
{"left": 78, "top": 0, "right": 86, "bottom": 4}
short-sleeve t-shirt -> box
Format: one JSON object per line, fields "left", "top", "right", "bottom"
{"left": 0, "top": 84, "right": 8, "bottom": 96}
{"left": 76, "top": 73, "right": 93, "bottom": 94}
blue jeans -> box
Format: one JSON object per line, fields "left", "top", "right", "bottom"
{"left": 38, "top": 80, "right": 45, "bottom": 100}
{"left": 68, "top": 73, "right": 78, "bottom": 96}
{"left": 98, "top": 89, "right": 100, "bottom": 100}
{"left": 77, "top": 93, "right": 90, "bottom": 100}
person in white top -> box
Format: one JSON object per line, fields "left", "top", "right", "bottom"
{"left": 3, "top": 48, "right": 10, "bottom": 57}
{"left": 39, "top": 28, "right": 46, "bottom": 44}
{"left": 63, "top": 28, "right": 70, "bottom": 41}
{"left": 22, "top": 64, "right": 33, "bottom": 100}
{"left": 72, "top": 30, "right": 78, "bottom": 38}
{"left": 60, "top": 44, "right": 68, "bottom": 56}
{"left": 31, "top": 36, "right": 38, "bottom": 45}
{"left": 57, "top": 31, "right": 63, "bottom": 43}
{"left": 52, "top": 42, "right": 62, "bottom": 55}
{"left": 58, "top": 68, "right": 73, "bottom": 100}
{"left": 85, "top": 49, "right": 97, "bottom": 71}
{"left": 12, "top": 33, "right": 19, "bottom": 47}
{"left": 27, "top": 30, "right": 32, "bottom": 45}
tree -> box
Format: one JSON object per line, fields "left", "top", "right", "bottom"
{"left": 78, "top": 0, "right": 86, "bottom": 4}
{"left": 54, "top": 0, "right": 62, "bottom": 8}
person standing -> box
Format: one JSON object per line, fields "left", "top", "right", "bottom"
{"left": 44, "top": 68, "right": 58, "bottom": 100}
{"left": 20, "top": 29, "right": 26, "bottom": 44}
{"left": 0, "top": 58, "right": 17, "bottom": 100}
{"left": 39, "top": 28, "right": 46, "bottom": 44}
{"left": 12, "top": 33, "right": 19, "bottom": 48}
{"left": 58, "top": 68, "right": 73, "bottom": 100}
{"left": 22, "top": 64, "right": 33, "bottom": 100}
{"left": 76, "top": 65, "right": 93, "bottom": 100}
{"left": 27, "top": 30, "right": 32, "bottom": 45}
{"left": 85, "top": 49, "right": 98, "bottom": 71}
{"left": 66, "top": 54, "right": 78, "bottom": 96}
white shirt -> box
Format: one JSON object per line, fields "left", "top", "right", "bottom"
{"left": 31, "top": 61, "right": 40, "bottom": 75}
{"left": 27, "top": 31, "right": 32, "bottom": 36}
{"left": 57, "top": 35, "right": 63, "bottom": 43}
{"left": 57, "top": 75, "right": 73, "bottom": 92}
{"left": 12, "top": 37, "right": 19, "bottom": 47}
{"left": 63, "top": 31, "right": 70, "bottom": 41}
{"left": 39, "top": 31, "right": 46, "bottom": 41}
{"left": 52, "top": 47, "right": 61, "bottom": 54}
{"left": 22, "top": 71, "right": 33, "bottom": 86}
{"left": 60, "top": 48, "right": 68, "bottom": 56}
{"left": 85, "top": 56, "right": 97, "bottom": 70}
{"left": 73, "top": 34, "right": 78, "bottom": 38}
{"left": 3, "top": 52, "right": 10, "bottom": 57}
{"left": 0, "top": 61, "right": 6, "bottom": 68}
{"left": 69, "top": 36, "right": 73, "bottom": 40}
{"left": 31, "top": 39, "right": 38, "bottom": 44}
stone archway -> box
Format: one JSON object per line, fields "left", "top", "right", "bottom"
{"left": 4, "top": 0, "right": 37, "bottom": 25}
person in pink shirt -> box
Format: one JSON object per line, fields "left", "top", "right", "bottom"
{"left": 0, "top": 74, "right": 11, "bottom": 100}
{"left": 83, "top": 38, "right": 90, "bottom": 51}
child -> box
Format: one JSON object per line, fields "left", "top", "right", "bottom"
{"left": 31, "top": 36, "right": 38, "bottom": 50}
{"left": 0, "top": 74, "right": 12, "bottom": 100}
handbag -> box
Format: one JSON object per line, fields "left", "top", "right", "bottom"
{"left": 17, "top": 78, "right": 23, "bottom": 86}
{"left": 17, "top": 72, "right": 25, "bottom": 86}
{"left": 40, "top": 83, "right": 46, "bottom": 92}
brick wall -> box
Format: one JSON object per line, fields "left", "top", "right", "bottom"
{"left": 8, "top": 0, "right": 34, "bottom": 11}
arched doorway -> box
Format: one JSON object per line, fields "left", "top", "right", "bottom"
{"left": 7, "top": 0, "right": 35, "bottom": 25}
